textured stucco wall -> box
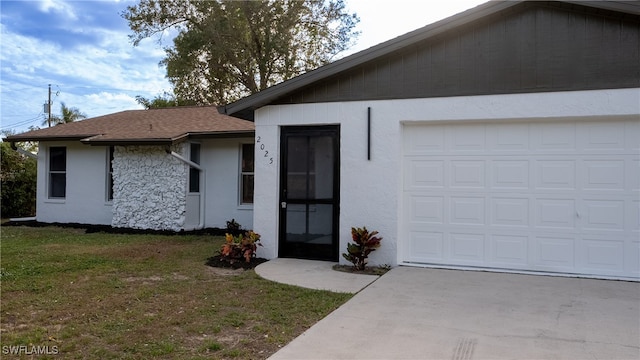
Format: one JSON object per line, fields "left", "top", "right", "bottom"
{"left": 253, "top": 88, "right": 640, "bottom": 266}
{"left": 112, "top": 144, "right": 187, "bottom": 231}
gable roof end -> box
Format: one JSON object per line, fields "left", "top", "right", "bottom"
{"left": 221, "top": 0, "right": 640, "bottom": 119}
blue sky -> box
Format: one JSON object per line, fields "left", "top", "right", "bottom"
{"left": 1, "top": 0, "right": 485, "bottom": 133}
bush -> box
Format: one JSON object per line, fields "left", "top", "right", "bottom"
{"left": 226, "top": 218, "right": 241, "bottom": 233}
{"left": 220, "top": 231, "right": 262, "bottom": 263}
{"left": 1, "top": 142, "right": 36, "bottom": 218}
{"left": 342, "top": 227, "right": 382, "bottom": 271}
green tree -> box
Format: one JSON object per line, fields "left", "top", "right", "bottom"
{"left": 123, "top": 0, "right": 359, "bottom": 105}
{"left": 44, "top": 102, "right": 88, "bottom": 126}
{"left": 135, "top": 92, "right": 196, "bottom": 109}
{"left": 1, "top": 131, "right": 37, "bottom": 218}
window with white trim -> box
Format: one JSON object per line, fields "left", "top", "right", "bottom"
{"left": 189, "top": 143, "right": 201, "bottom": 193}
{"left": 48, "top": 146, "right": 66, "bottom": 199}
{"left": 240, "top": 144, "right": 254, "bottom": 204}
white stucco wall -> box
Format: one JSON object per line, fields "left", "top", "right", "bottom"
{"left": 35, "top": 138, "right": 255, "bottom": 232}
{"left": 201, "top": 137, "right": 254, "bottom": 230}
{"left": 36, "top": 141, "right": 113, "bottom": 225}
{"left": 253, "top": 88, "right": 640, "bottom": 265}
{"left": 112, "top": 144, "right": 188, "bottom": 231}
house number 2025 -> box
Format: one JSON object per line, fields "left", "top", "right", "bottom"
{"left": 256, "top": 136, "right": 273, "bottom": 164}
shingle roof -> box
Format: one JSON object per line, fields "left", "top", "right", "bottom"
{"left": 5, "top": 106, "right": 255, "bottom": 145}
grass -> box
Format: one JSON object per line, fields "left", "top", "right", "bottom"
{"left": 0, "top": 225, "right": 352, "bottom": 359}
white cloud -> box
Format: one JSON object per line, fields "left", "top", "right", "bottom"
{"left": 0, "top": 21, "right": 171, "bottom": 132}
{"left": 345, "top": 0, "right": 486, "bottom": 55}
{"left": 38, "top": 0, "right": 78, "bottom": 20}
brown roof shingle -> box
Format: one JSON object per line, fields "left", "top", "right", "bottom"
{"left": 5, "top": 106, "right": 254, "bottom": 145}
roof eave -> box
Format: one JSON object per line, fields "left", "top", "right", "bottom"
{"left": 81, "top": 138, "right": 176, "bottom": 146}
{"left": 187, "top": 130, "right": 255, "bottom": 139}
{"left": 563, "top": 1, "right": 640, "bottom": 15}
{"left": 80, "top": 130, "right": 255, "bottom": 146}
{"left": 3, "top": 135, "right": 91, "bottom": 143}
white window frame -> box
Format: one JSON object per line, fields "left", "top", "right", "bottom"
{"left": 188, "top": 142, "right": 201, "bottom": 194}
{"left": 106, "top": 146, "right": 114, "bottom": 202}
{"left": 239, "top": 143, "right": 254, "bottom": 205}
{"left": 47, "top": 146, "right": 66, "bottom": 200}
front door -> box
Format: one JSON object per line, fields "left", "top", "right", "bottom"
{"left": 279, "top": 126, "right": 340, "bottom": 261}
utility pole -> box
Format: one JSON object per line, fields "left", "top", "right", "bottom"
{"left": 47, "top": 84, "right": 52, "bottom": 128}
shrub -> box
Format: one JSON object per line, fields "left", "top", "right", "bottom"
{"left": 1, "top": 141, "right": 36, "bottom": 218}
{"left": 342, "top": 227, "right": 382, "bottom": 271}
{"left": 226, "top": 219, "right": 241, "bottom": 233}
{"left": 220, "top": 231, "right": 262, "bottom": 263}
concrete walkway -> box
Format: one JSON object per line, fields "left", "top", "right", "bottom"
{"left": 256, "top": 261, "right": 640, "bottom": 360}
{"left": 255, "top": 258, "right": 379, "bottom": 293}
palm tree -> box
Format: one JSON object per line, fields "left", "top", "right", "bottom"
{"left": 43, "top": 102, "right": 88, "bottom": 126}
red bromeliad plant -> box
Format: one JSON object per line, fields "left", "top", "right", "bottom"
{"left": 342, "top": 227, "right": 382, "bottom": 271}
{"left": 220, "top": 231, "right": 262, "bottom": 263}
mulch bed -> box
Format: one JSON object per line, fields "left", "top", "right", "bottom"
{"left": 332, "top": 264, "right": 391, "bottom": 276}
{"left": 2, "top": 220, "right": 243, "bottom": 236}
{"left": 205, "top": 255, "right": 269, "bottom": 270}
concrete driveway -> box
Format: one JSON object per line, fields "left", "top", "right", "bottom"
{"left": 270, "top": 267, "right": 640, "bottom": 359}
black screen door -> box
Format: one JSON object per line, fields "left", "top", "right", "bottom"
{"left": 279, "top": 126, "right": 340, "bottom": 261}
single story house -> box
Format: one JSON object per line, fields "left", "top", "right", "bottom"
{"left": 219, "top": 0, "right": 639, "bottom": 280}
{"left": 6, "top": 106, "right": 256, "bottom": 231}
{"left": 6, "top": 0, "right": 639, "bottom": 281}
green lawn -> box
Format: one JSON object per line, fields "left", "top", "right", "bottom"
{"left": 0, "top": 226, "right": 352, "bottom": 359}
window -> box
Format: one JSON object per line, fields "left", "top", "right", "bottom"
{"left": 189, "top": 143, "right": 201, "bottom": 193}
{"left": 48, "top": 147, "right": 66, "bottom": 198}
{"left": 107, "top": 146, "right": 114, "bottom": 201}
{"left": 240, "top": 144, "right": 254, "bottom": 204}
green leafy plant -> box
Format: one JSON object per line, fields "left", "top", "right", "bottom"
{"left": 226, "top": 218, "right": 241, "bottom": 233}
{"left": 343, "top": 227, "right": 382, "bottom": 271}
{"left": 220, "top": 231, "right": 262, "bottom": 263}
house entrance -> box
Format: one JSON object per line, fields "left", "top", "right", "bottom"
{"left": 279, "top": 126, "right": 340, "bottom": 261}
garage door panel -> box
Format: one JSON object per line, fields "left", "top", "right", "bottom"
{"left": 491, "top": 197, "right": 530, "bottom": 227}
{"left": 535, "top": 198, "right": 576, "bottom": 229}
{"left": 580, "top": 238, "right": 625, "bottom": 272}
{"left": 402, "top": 119, "right": 639, "bottom": 280}
{"left": 491, "top": 160, "right": 530, "bottom": 189}
{"left": 447, "top": 124, "right": 486, "bottom": 152}
{"left": 629, "top": 159, "right": 639, "bottom": 191}
{"left": 404, "top": 125, "right": 445, "bottom": 154}
{"left": 624, "top": 241, "right": 640, "bottom": 275}
{"left": 535, "top": 160, "right": 576, "bottom": 190}
{"left": 489, "top": 234, "right": 529, "bottom": 268}
{"left": 582, "top": 199, "right": 625, "bottom": 231}
{"left": 579, "top": 122, "right": 626, "bottom": 151}
{"left": 450, "top": 197, "right": 485, "bottom": 225}
{"left": 450, "top": 232, "right": 486, "bottom": 264}
{"left": 625, "top": 120, "right": 640, "bottom": 151}
{"left": 533, "top": 236, "right": 575, "bottom": 269}
{"left": 451, "top": 161, "right": 485, "bottom": 188}
{"left": 629, "top": 200, "right": 640, "bottom": 233}
{"left": 581, "top": 160, "right": 625, "bottom": 191}
{"left": 409, "top": 195, "right": 444, "bottom": 224}
{"left": 408, "top": 231, "right": 444, "bottom": 261}
{"left": 487, "top": 123, "right": 530, "bottom": 152}
{"left": 405, "top": 160, "right": 444, "bottom": 189}
{"left": 531, "top": 122, "right": 576, "bottom": 152}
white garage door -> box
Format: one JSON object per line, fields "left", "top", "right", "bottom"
{"left": 402, "top": 118, "right": 639, "bottom": 280}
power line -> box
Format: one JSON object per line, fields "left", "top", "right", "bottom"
{"left": 0, "top": 115, "right": 42, "bottom": 130}
{"left": 1, "top": 106, "right": 45, "bottom": 129}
